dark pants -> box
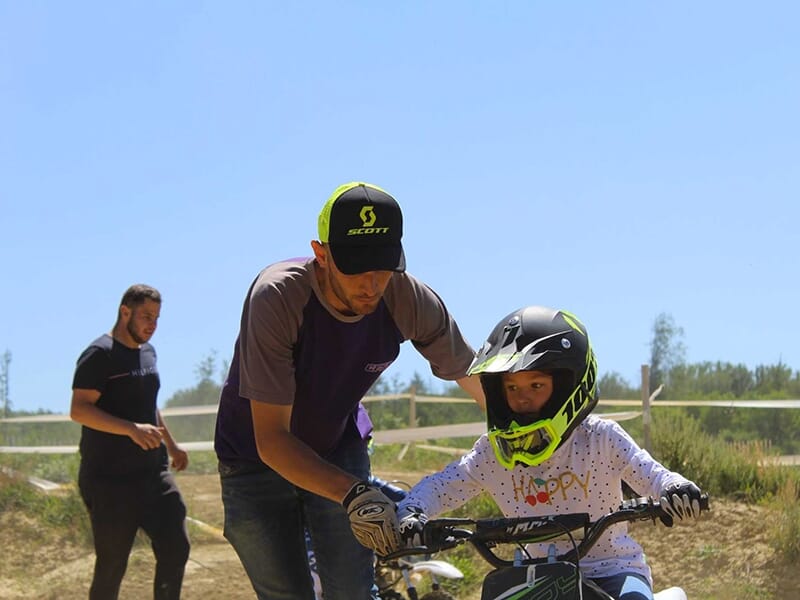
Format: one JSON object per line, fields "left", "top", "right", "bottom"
{"left": 79, "top": 469, "right": 190, "bottom": 600}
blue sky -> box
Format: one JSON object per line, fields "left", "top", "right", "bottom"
{"left": 2, "top": 2, "right": 798, "bottom": 414}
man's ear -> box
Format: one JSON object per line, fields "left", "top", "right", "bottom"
{"left": 311, "top": 240, "right": 327, "bottom": 266}
{"left": 119, "top": 304, "right": 132, "bottom": 322}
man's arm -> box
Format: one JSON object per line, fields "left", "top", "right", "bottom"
{"left": 456, "top": 375, "right": 485, "bottom": 410}
{"left": 70, "top": 388, "right": 164, "bottom": 451}
{"left": 250, "top": 399, "right": 359, "bottom": 502}
{"left": 157, "top": 410, "right": 189, "bottom": 471}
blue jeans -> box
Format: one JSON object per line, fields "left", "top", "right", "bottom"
{"left": 590, "top": 572, "right": 653, "bottom": 600}
{"left": 220, "top": 438, "right": 378, "bottom": 600}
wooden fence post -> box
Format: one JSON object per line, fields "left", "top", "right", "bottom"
{"left": 641, "top": 365, "right": 651, "bottom": 453}
{"left": 409, "top": 385, "right": 417, "bottom": 429}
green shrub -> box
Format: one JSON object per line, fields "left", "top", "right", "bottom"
{"left": 371, "top": 443, "right": 470, "bottom": 475}
{"left": 0, "top": 471, "right": 91, "bottom": 544}
{"left": 768, "top": 477, "right": 800, "bottom": 562}
{"left": 651, "top": 411, "right": 790, "bottom": 502}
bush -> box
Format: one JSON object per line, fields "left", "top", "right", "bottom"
{"left": 651, "top": 411, "right": 790, "bottom": 502}
{"left": 0, "top": 470, "right": 91, "bottom": 544}
{"left": 768, "top": 478, "right": 800, "bottom": 562}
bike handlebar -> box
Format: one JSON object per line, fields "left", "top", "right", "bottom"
{"left": 382, "top": 494, "right": 710, "bottom": 568}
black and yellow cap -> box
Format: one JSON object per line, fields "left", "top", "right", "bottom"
{"left": 318, "top": 182, "right": 406, "bottom": 275}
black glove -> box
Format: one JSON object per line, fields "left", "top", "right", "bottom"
{"left": 397, "top": 505, "right": 429, "bottom": 548}
{"left": 659, "top": 481, "right": 703, "bottom": 527}
{"left": 343, "top": 480, "right": 401, "bottom": 556}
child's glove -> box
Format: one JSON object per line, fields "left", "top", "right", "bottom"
{"left": 397, "top": 505, "right": 429, "bottom": 548}
{"left": 659, "top": 481, "right": 703, "bottom": 527}
{"left": 343, "top": 480, "right": 401, "bottom": 556}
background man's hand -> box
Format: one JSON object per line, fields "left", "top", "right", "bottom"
{"left": 128, "top": 423, "right": 164, "bottom": 450}
{"left": 168, "top": 444, "right": 189, "bottom": 471}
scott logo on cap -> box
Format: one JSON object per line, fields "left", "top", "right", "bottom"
{"left": 347, "top": 205, "right": 390, "bottom": 236}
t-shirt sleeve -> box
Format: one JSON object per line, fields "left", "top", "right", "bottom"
{"left": 384, "top": 273, "right": 476, "bottom": 380}
{"left": 72, "top": 345, "right": 111, "bottom": 392}
{"left": 399, "top": 436, "right": 488, "bottom": 517}
{"left": 238, "top": 267, "right": 307, "bottom": 405}
{"left": 603, "top": 419, "right": 688, "bottom": 496}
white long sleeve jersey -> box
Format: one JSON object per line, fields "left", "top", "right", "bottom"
{"left": 398, "top": 415, "right": 690, "bottom": 583}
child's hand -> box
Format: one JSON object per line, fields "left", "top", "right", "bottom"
{"left": 659, "top": 482, "right": 703, "bottom": 526}
{"left": 398, "top": 505, "right": 428, "bottom": 548}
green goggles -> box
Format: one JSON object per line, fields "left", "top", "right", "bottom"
{"left": 488, "top": 419, "right": 561, "bottom": 469}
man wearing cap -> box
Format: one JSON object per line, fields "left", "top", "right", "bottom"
{"left": 214, "top": 181, "right": 485, "bottom": 600}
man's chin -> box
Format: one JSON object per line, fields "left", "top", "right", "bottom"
{"left": 351, "top": 300, "right": 380, "bottom": 315}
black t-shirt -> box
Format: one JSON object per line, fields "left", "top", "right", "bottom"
{"left": 72, "top": 334, "right": 167, "bottom": 477}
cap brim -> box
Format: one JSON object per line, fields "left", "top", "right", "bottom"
{"left": 329, "top": 244, "right": 406, "bottom": 275}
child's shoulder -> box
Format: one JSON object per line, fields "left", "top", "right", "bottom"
{"left": 583, "top": 413, "right": 614, "bottom": 429}
{"left": 582, "top": 414, "right": 628, "bottom": 437}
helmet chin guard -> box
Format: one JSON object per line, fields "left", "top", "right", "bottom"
{"left": 468, "top": 306, "right": 598, "bottom": 467}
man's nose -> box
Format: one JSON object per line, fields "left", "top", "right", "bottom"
{"left": 360, "top": 272, "right": 380, "bottom": 293}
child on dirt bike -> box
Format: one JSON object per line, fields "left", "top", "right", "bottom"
{"left": 396, "top": 306, "right": 706, "bottom": 600}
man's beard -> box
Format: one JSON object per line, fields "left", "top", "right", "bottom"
{"left": 327, "top": 272, "right": 379, "bottom": 316}
{"left": 127, "top": 321, "right": 150, "bottom": 344}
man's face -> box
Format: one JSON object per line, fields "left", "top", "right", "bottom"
{"left": 315, "top": 243, "right": 393, "bottom": 316}
{"left": 124, "top": 299, "right": 161, "bottom": 344}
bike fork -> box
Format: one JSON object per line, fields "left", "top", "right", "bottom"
{"left": 400, "top": 568, "right": 419, "bottom": 600}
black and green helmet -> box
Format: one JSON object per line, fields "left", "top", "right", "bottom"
{"left": 467, "top": 306, "right": 598, "bottom": 468}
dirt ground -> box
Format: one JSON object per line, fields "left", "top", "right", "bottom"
{"left": 0, "top": 471, "right": 797, "bottom": 600}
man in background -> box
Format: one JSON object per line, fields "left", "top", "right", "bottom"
{"left": 71, "top": 284, "right": 190, "bottom": 600}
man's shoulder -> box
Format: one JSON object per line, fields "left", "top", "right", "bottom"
{"left": 245, "top": 258, "right": 316, "bottom": 323}
{"left": 74, "top": 335, "right": 113, "bottom": 376}
{"left": 83, "top": 334, "right": 113, "bottom": 354}
{"left": 385, "top": 271, "right": 438, "bottom": 301}
{"left": 254, "top": 258, "right": 314, "bottom": 289}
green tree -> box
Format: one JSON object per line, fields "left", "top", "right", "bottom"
{"left": 1, "top": 350, "right": 11, "bottom": 418}
{"left": 754, "top": 361, "right": 793, "bottom": 396}
{"left": 194, "top": 351, "right": 218, "bottom": 384}
{"left": 649, "top": 313, "right": 686, "bottom": 397}
{"left": 165, "top": 351, "right": 224, "bottom": 407}
{"left": 597, "top": 371, "right": 638, "bottom": 400}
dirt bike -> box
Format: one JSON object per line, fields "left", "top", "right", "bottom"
{"left": 372, "top": 476, "right": 463, "bottom": 600}
{"left": 307, "top": 476, "right": 464, "bottom": 600}
{"left": 382, "top": 494, "right": 710, "bottom": 600}
{"left": 374, "top": 551, "right": 463, "bottom": 600}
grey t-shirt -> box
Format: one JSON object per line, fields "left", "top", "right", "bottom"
{"left": 214, "top": 257, "right": 476, "bottom": 464}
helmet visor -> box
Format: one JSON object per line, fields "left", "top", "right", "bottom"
{"left": 488, "top": 420, "right": 560, "bottom": 469}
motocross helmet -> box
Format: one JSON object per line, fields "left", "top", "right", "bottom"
{"left": 467, "top": 306, "right": 598, "bottom": 468}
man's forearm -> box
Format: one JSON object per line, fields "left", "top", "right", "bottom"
{"left": 71, "top": 401, "right": 135, "bottom": 436}
{"left": 456, "top": 375, "right": 486, "bottom": 410}
{"left": 255, "top": 427, "right": 358, "bottom": 503}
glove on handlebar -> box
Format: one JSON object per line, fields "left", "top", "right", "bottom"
{"left": 397, "top": 505, "right": 429, "bottom": 548}
{"left": 659, "top": 481, "right": 703, "bottom": 527}
{"left": 343, "top": 481, "right": 401, "bottom": 556}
